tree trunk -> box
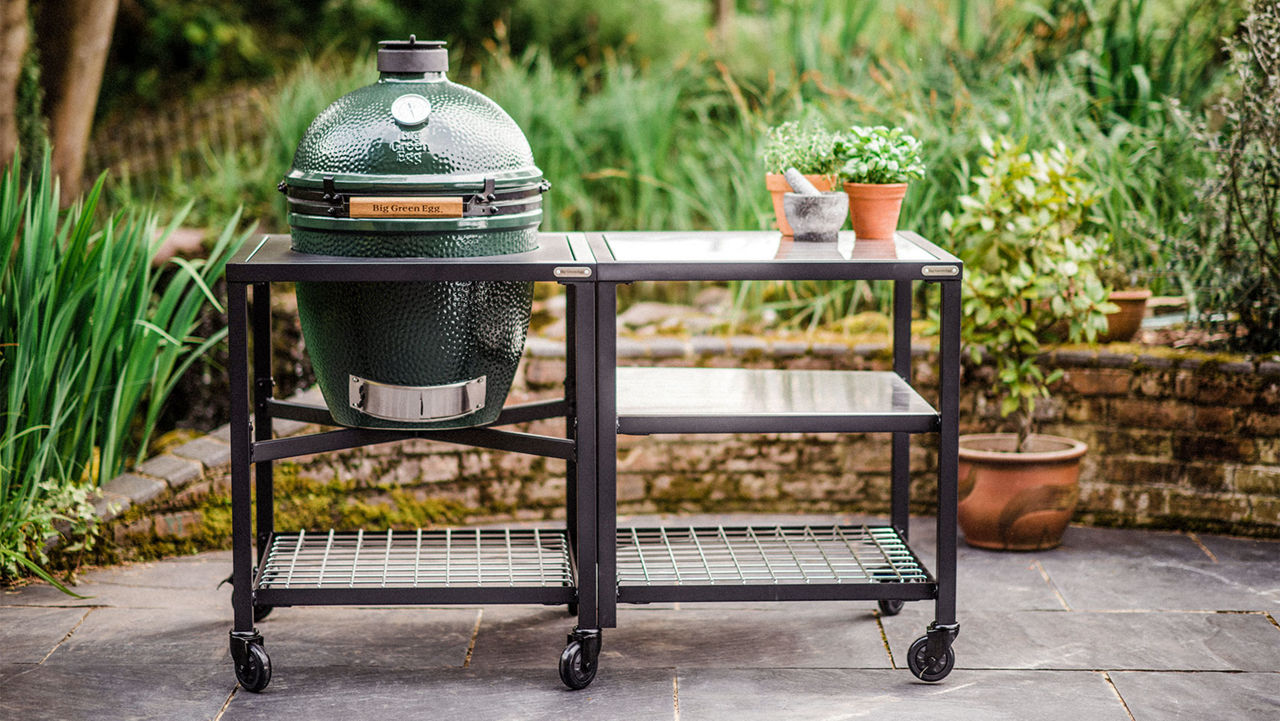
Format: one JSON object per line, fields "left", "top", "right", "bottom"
{"left": 0, "top": 0, "right": 27, "bottom": 167}
{"left": 713, "top": 0, "right": 735, "bottom": 47}
{"left": 35, "top": 0, "right": 117, "bottom": 200}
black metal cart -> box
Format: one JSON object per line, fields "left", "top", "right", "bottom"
{"left": 583, "top": 231, "right": 962, "bottom": 685}
{"left": 223, "top": 229, "right": 961, "bottom": 691}
{"left": 223, "top": 233, "right": 604, "bottom": 692}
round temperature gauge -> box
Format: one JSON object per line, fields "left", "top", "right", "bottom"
{"left": 391, "top": 94, "right": 432, "bottom": 127}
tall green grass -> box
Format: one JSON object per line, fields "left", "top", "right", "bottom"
{"left": 110, "top": 0, "right": 1231, "bottom": 325}
{"left": 0, "top": 154, "right": 251, "bottom": 580}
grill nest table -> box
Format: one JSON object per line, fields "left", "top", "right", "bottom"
{"left": 586, "top": 231, "right": 962, "bottom": 685}
{"left": 223, "top": 233, "right": 602, "bottom": 692}
{"left": 223, "top": 230, "right": 961, "bottom": 691}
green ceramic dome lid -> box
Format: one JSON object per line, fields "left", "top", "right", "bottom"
{"left": 282, "top": 38, "right": 546, "bottom": 232}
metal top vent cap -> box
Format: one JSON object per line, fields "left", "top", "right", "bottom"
{"left": 377, "top": 36, "right": 448, "bottom": 73}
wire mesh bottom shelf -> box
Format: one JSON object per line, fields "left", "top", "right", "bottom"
{"left": 257, "top": 528, "right": 574, "bottom": 589}
{"left": 616, "top": 524, "right": 930, "bottom": 586}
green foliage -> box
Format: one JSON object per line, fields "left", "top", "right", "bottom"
{"left": 834, "top": 125, "right": 926, "bottom": 185}
{"left": 1182, "top": 0, "right": 1280, "bottom": 352}
{"left": 759, "top": 120, "right": 840, "bottom": 176}
{"left": 943, "top": 136, "right": 1115, "bottom": 446}
{"left": 0, "top": 153, "right": 251, "bottom": 581}
{"left": 1025, "top": 0, "right": 1242, "bottom": 126}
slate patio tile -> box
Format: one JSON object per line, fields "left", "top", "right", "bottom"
{"left": 880, "top": 608, "right": 1280, "bottom": 672}
{"left": 470, "top": 603, "right": 892, "bottom": 670}
{"left": 1194, "top": 533, "right": 1280, "bottom": 564}
{"left": 674, "top": 668, "right": 1131, "bottom": 721}
{"left": 249, "top": 606, "right": 479, "bottom": 669}
{"left": 0, "top": 606, "right": 89, "bottom": 662}
{"left": 0, "top": 662, "right": 230, "bottom": 721}
{"left": 1110, "top": 671, "right": 1280, "bottom": 721}
{"left": 1039, "top": 554, "right": 1279, "bottom": 611}
{"left": 221, "top": 666, "right": 675, "bottom": 721}
{"left": 75, "top": 551, "right": 232, "bottom": 590}
{"left": 41, "top": 606, "right": 230, "bottom": 666}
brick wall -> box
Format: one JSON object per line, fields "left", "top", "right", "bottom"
{"left": 109, "top": 336, "right": 1280, "bottom": 550}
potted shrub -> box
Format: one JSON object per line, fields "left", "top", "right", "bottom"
{"left": 1097, "top": 264, "right": 1153, "bottom": 343}
{"left": 834, "top": 125, "right": 925, "bottom": 239}
{"left": 942, "top": 135, "right": 1115, "bottom": 551}
{"left": 759, "top": 120, "right": 840, "bottom": 236}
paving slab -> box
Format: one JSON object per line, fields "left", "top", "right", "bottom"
{"left": 1039, "top": 555, "right": 1279, "bottom": 611}
{"left": 1110, "top": 670, "right": 1280, "bottom": 721}
{"left": 252, "top": 606, "right": 479, "bottom": 669}
{"left": 1195, "top": 533, "right": 1280, "bottom": 563}
{"left": 881, "top": 608, "right": 1280, "bottom": 672}
{"left": 674, "top": 668, "right": 1131, "bottom": 721}
{"left": 42, "top": 606, "right": 229, "bottom": 666}
{"left": 221, "top": 666, "right": 675, "bottom": 721}
{"left": 0, "top": 662, "right": 230, "bottom": 721}
{"left": 0, "top": 606, "right": 89, "bottom": 662}
{"left": 470, "top": 603, "right": 892, "bottom": 670}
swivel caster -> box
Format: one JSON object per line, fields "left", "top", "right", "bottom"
{"left": 907, "top": 623, "right": 959, "bottom": 683}
{"left": 230, "top": 631, "right": 272, "bottom": 693}
{"left": 254, "top": 605, "right": 274, "bottom": 623}
{"left": 558, "top": 628, "right": 601, "bottom": 690}
{"left": 877, "top": 599, "right": 904, "bottom": 616}
{"left": 566, "top": 601, "right": 578, "bottom": 617}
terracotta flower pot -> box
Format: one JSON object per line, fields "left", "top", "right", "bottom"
{"left": 766, "top": 173, "right": 834, "bottom": 236}
{"left": 843, "top": 182, "right": 908, "bottom": 239}
{"left": 1099, "top": 288, "right": 1152, "bottom": 343}
{"left": 957, "top": 433, "right": 1086, "bottom": 551}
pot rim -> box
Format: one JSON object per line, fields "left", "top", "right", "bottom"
{"left": 958, "top": 433, "right": 1088, "bottom": 464}
{"left": 1108, "top": 288, "right": 1154, "bottom": 301}
{"left": 841, "top": 181, "right": 909, "bottom": 190}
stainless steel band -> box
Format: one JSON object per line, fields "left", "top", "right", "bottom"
{"left": 348, "top": 374, "right": 486, "bottom": 422}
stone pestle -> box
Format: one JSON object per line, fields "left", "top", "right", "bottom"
{"left": 784, "top": 167, "right": 821, "bottom": 195}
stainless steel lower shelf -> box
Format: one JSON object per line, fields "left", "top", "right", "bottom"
{"left": 615, "top": 524, "right": 935, "bottom": 603}
{"left": 253, "top": 528, "right": 576, "bottom": 606}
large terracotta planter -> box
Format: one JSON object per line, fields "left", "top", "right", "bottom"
{"left": 957, "top": 433, "right": 1086, "bottom": 551}
{"left": 766, "top": 173, "right": 834, "bottom": 236}
{"left": 843, "top": 182, "right": 907, "bottom": 239}
{"left": 1099, "top": 288, "right": 1152, "bottom": 343}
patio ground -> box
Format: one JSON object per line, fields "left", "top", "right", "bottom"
{"left": 2, "top": 513, "right": 1277, "bottom": 720}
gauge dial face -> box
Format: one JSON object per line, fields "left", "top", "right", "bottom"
{"left": 391, "top": 94, "right": 432, "bottom": 126}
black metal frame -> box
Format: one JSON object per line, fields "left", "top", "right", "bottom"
{"left": 585, "top": 231, "right": 962, "bottom": 648}
{"left": 225, "top": 233, "right": 602, "bottom": 646}
{"left": 223, "top": 229, "right": 962, "bottom": 686}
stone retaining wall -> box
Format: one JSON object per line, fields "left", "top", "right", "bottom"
{"left": 96, "top": 335, "right": 1280, "bottom": 557}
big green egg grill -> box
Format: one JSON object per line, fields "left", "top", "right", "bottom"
{"left": 281, "top": 38, "right": 547, "bottom": 429}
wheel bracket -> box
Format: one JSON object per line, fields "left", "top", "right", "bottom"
{"left": 925, "top": 621, "right": 959, "bottom": 659}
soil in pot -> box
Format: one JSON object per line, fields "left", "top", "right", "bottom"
{"left": 957, "top": 433, "right": 1086, "bottom": 551}
{"left": 766, "top": 173, "right": 834, "bottom": 236}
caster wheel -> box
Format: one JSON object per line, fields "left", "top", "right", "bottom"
{"left": 567, "top": 602, "right": 578, "bottom": 617}
{"left": 878, "top": 599, "right": 904, "bottom": 616}
{"left": 235, "top": 643, "right": 272, "bottom": 692}
{"left": 254, "top": 605, "right": 274, "bottom": 623}
{"left": 559, "top": 639, "right": 597, "bottom": 690}
{"left": 907, "top": 635, "right": 954, "bottom": 682}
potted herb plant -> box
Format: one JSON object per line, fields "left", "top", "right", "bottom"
{"left": 759, "top": 120, "right": 840, "bottom": 236}
{"left": 834, "top": 125, "right": 925, "bottom": 239}
{"left": 943, "top": 135, "right": 1115, "bottom": 551}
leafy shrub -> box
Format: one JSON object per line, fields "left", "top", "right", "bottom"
{"left": 943, "top": 136, "right": 1114, "bottom": 447}
{"left": 758, "top": 120, "right": 840, "bottom": 176}
{"left": 1183, "top": 0, "right": 1280, "bottom": 353}
{"left": 834, "top": 126, "right": 926, "bottom": 185}
{"left": 0, "top": 153, "right": 250, "bottom": 582}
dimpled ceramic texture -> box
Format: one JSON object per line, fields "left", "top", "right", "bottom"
{"left": 290, "top": 78, "right": 537, "bottom": 181}
{"left": 289, "top": 72, "right": 539, "bottom": 429}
